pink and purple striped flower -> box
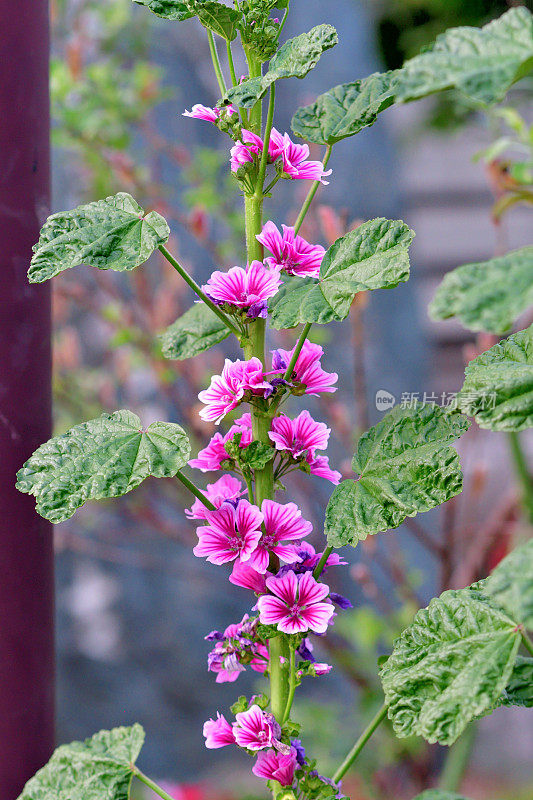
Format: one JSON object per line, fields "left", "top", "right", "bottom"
{"left": 246, "top": 500, "right": 313, "bottom": 574}
{"left": 205, "top": 614, "right": 267, "bottom": 683}
{"left": 189, "top": 413, "right": 253, "bottom": 472}
{"left": 257, "top": 570, "right": 335, "bottom": 634}
{"left": 271, "top": 340, "right": 338, "bottom": 395}
{"left": 183, "top": 103, "right": 236, "bottom": 122}
{"left": 252, "top": 747, "right": 298, "bottom": 786}
{"left": 279, "top": 133, "right": 332, "bottom": 184}
{"left": 233, "top": 704, "right": 277, "bottom": 751}
{"left": 198, "top": 358, "right": 270, "bottom": 424}
{"left": 306, "top": 453, "right": 342, "bottom": 484}
{"left": 257, "top": 221, "right": 325, "bottom": 278}
{"left": 202, "top": 260, "right": 281, "bottom": 319}
{"left": 193, "top": 500, "right": 263, "bottom": 565}
{"left": 230, "top": 127, "right": 284, "bottom": 172}
{"left": 269, "top": 410, "right": 330, "bottom": 458}
{"left": 229, "top": 561, "right": 269, "bottom": 594}
{"left": 185, "top": 474, "right": 244, "bottom": 520}
{"left": 203, "top": 713, "right": 236, "bottom": 749}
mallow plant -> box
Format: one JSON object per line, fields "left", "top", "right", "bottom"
{"left": 16, "top": 3, "right": 533, "bottom": 799}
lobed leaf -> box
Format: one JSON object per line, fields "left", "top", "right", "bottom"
{"left": 380, "top": 589, "right": 521, "bottom": 745}
{"left": 16, "top": 410, "right": 190, "bottom": 523}
{"left": 482, "top": 538, "right": 533, "bottom": 629}
{"left": 291, "top": 71, "right": 398, "bottom": 145}
{"left": 133, "top": 0, "right": 194, "bottom": 20}
{"left": 325, "top": 403, "right": 469, "bottom": 547}
{"left": 394, "top": 7, "right": 533, "bottom": 106}
{"left": 226, "top": 25, "right": 338, "bottom": 107}
{"left": 429, "top": 246, "right": 533, "bottom": 334}
{"left": 160, "top": 303, "right": 230, "bottom": 359}
{"left": 195, "top": 1, "right": 241, "bottom": 40}
{"left": 28, "top": 192, "right": 169, "bottom": 283}
{"left": 17, "top": 724, "right": 145, "bottom": 800}
{"left": 456, "top": 323, "right": 533, "bottom": 431}
{"left": 269, "top": 218, "right": 414, "bottom": 329}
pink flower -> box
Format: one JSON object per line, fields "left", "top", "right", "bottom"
{"left": 257, "top": 571, "right": 334, "bottom": 634}
{"left": 198, "top": 358, "right": 270, "bottom": 424}
{"left": 249, "top": 643, "right": 269, "bottom": 674}
{"left": 185, "top": 475, "right": 244, "bottom": 520}
{"left": 193, "top": 500, "right": 264, "bottom": 565}
{"left": 183, "top": 103, "right": 236, "bottom": 122}
{"left": 189, "top": 413, "right": 253, "bottom": 471}
{"left": 269, "top": 410, "right": 330, "bottom": 458}
{"left": 271, "top": 340, "right": 337, "bottom": 395}
{"left": 202, "top": 261, "right": 281, "bottom": 319}
{"left": 296, "top": 541, "right": 347, "bottom": 572}
{"left": 306, "top": 454, "right": 342, "bottom": 484}
{"left": 257, "top": 221, "right": 325, "bottom": 278}
{"left": 280, "top": 132, "right": 332, "bottom": 184}
{"left": 229, "top": 561, "right": 268, "bottom": 594}
{"left": 206, "top": 614, "right": 265, "bottom": 683}
{"left": 230, "top": 127, "right": 285, "bottom": 172}
{"left": 252, "top": 747, "right": 297, "bottom": 786}
{"left": 203, "top": 713, "right": 236, "bottom": 748}
{"left": 247, "top": 500, "right": 313, "bottom": 574}
{"left": 233, "top": 704, "right": 275, "bottom": 750}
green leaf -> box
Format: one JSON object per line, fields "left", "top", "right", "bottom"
{"left": 482, "top": 538, "right": 533, "bottom": 629}
{"left": 225, "top": 434, "right": 275, "bottom": 470}
{"left": 291, "top": 71, "right": 398, "bottom": 145}
{"left": 501, "top": 656, "right": 533, "bottom": 708}
{"left": 16, "top": 410, "right": 190, "bottom": 523}
{"left": 29, "top": 192, "right": 169, "bottom": 283}
{"left": 456, "top": 323, "right": 533, "bottom": 431}
{"left": 395, "top": 7, "right": 533, "bottom": 106}
{"left": 429, "top": 246, "right": 533, "bottom": 334}
{"left": 269, "top": 218, "right": 414, "bottom": 329}
{"left": 17, "top": 724, "right": 144, "bottom": 800}
{"left": 412, "top": 793, "right": 471, "bottom": 800}
{"left": 133, "top": 0, "right": 194, "bottom": 19}
{"left": 325, "top": 403, "right": 469, "bottom": 547}
{"left": 160, "top": 302, "right": 230, "bottom": 359}
{"left": 196, "top": 1, "right": 241, "bottom": 40}
{"left": 380, "top": 589, "right": 521, "bottom": 745}
{"left": 226, "top": 25, "right": 338, "bottom": 108}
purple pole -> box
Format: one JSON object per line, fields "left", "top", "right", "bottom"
{"left": 0, "top": 1, "right": 54, "bottom": 796}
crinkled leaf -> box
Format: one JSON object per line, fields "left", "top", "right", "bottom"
{"left": 28, "top": 192, "right": 169, "bottom": 283}
{"left": 429, "top": 246, "right": 533, "bottom": 334}
{"left": 225, "top": 435, "right": 275, "bottom": 470}
{"left": 17, "top": 724, "right": 145, "bottom": 800}
{"left": 456, "top": 323, "right": 533, "bottom": 431}
{"left": 226, "top": 25, "right": 338, "bottom": 107}
{"left": 395, "top": 7, "right": 533, "bottom": 105}
{"left": 380, "top": 589, "right": 521, "bottom": 745}
{"left": 160, "top": 303, "right": 230, "bottom": 360}
{"left": 325, "top": 403, "right": 469, "bottom": 547}
{"left": 269, "top": 218, "right": 414, "bottom": 329}
{"left": 133, "top": 0, "right": 194, "bottom": 19}
{"left": 291, "top": 71, "right": 398, "bottom": 145}
{"left": 196, "top": 1, "right": 240, "bottom": 40}
{"left": 482, "top": 538, "right": 533, "bottom": 629}
{"left": 16, "top": 410, "right": 190, "bottom": 523}
{"left": 413, "top": 793, "right": 471, "bottom": 800}
{"left": 500, "top": 656, "right": 533, "bottom": 708}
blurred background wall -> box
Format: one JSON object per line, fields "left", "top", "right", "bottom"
{"left": 49, "top": 1, "right": 532, "bottom": 797}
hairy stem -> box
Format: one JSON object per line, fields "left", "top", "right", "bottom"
{"left": 439, "top": 723, "right": 477, "bottom": 793}
{"left": 159, "top": 245, "right": 241, "bottom": 337}
{"left": 134, "top": 768, "right": 177, "bottom": 800}
{"left": 332, "top": 703, "right": 388, "bottom": 783}
{"left": 293, "top": 144, "right": 333, "bottom": 233}
{"left": 207, "top": 30, "right": 227, "bottom": 95}
{"left": 176, "top": 470, "right": 216, "bottom": 510}
{"left": 508, "top": 430, "right": 533, "bottom": 523}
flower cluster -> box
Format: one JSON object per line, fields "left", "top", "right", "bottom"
{"left": 230, "top": 127, "right": 331, "bottom": 185}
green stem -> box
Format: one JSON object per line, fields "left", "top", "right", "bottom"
{"left": 281, "top": 643, "right": 297, "bottom": 723}
{"left": 521, "top": 630, "right": 533, "bottom": 657}
{"left": 246, "top": 54, "right": 263, "bottom": 135}
{"left": 244, "top": 471, "right": 255, "bottom": 503}
{"left": 176, "top": 470, "right": 216, "bottom": 510}
{"left": 256, "top": 84, "right": 276, "bottom": 195}
{"left": 332, "top": 703, "right": 388, "bottom": 784}
{"left": 158, "top": 245, "right": 241, "bottom": 338}
{"left": 313, "top": 546, "right": 333, "bottom": 579}
{"left": 293, "top": 144, "right": 333, "bottom": 234}
{"left": 508, "top": 431, "right": 533, "bottom": 523}
{"left": 207, "top": 30, "right": 227, "bottom": 95}
{"left": 226, "top": 39, "right": 238, "bottom": 86}
{"left": 283, "top": 322, "right": 312, "bottom": 381}
{"left": 134, "top": 768, "right": 177, "bottom": 800}
{"left": 439, "top": 723, "right": 477, "bottom": 793}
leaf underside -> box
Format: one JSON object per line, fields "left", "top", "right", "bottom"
{"left": 17, "top": 724, "right": 145, "bottom": 800}
{"left": 429, "top": 246, "right": 533, "bottom": 334}
{"left": 457, "top": 323, "right": 533, "bottom": 431}
{"left": 324, "top": 403, "right": 469, "bottom": 547}
{"left": 16, "top": 410, "right": 190, "bottom": 522}
{"left": 28, "top": 192, "right": 169, "bottom": 283}
{"left": 160, "top": 302, "right": 230, "bottom": 359}
{"left": 482, "top": 538, "right": 533, "bottom": 629}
